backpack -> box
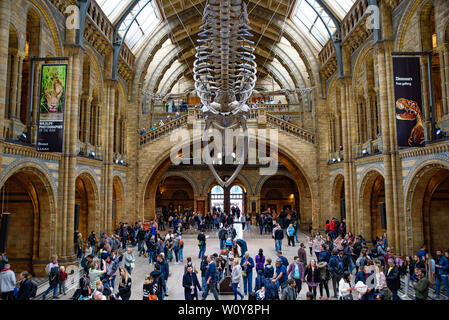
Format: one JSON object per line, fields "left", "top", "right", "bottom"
{"left": 264, "top": 279, "right": 278, "bottom": 300}
{"left": 370, "top": 245, "right": 379, "bottom": 258}
{"left": 49, "top": 266, "right": 60, "bottom": 282}
{"left": 29, "top": 280, "right": 38, "bottom": 298}
{"left": 80, "top": 256, "right": 87, "bottom": 268}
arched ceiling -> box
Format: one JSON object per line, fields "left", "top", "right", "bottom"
{"left": 97, "top": 0, "right": 356, "bottom": 96}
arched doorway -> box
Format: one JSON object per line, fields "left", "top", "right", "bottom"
{"left": 332, "top": 175, "right": 346, "bottom": 221}
{"left": 230, "top": 185, "right": 244, "bottom": 213}
{"left": 407, "top": 165, "right": 449, "bottom": 254}
{"left": 156, "top": 176, "right": 194, "bottom": 215}
{"left": 210, "top": 185, "right": 224, "bottom": 213}
{"left": 75, "top": 174, "right": 98, "bottom": 239}
{"left": 260, "top": 175, "right": 299, "bottom": 216}
{"left": 112, "top": 177, "right": 124, "bottom": 229}
{"left": 0, "top": 167, "right": 54, "bottom": 276}
{"left": 359, "top": 171, "right": 386, "bottom": 243}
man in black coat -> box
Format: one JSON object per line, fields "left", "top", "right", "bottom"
{"left": 386, "top": 258, "right": 401, "bottom": 300}
{"left": 17, "top": 271, "right": 34, "bottom": 300}
{"left": 183, "top": 266, "right": 202, "bottom": 300}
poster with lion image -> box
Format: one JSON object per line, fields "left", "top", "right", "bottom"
{"left": 39, "top": 64, "right": 67, "bottom": 121}
{"left": 36, "top": 64, "right": 67, "bottom": 153}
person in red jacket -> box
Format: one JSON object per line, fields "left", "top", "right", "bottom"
{"left": 329, "top": 218, "right": 336, "bottom": 239}
{"left": 59, "top": 266, "right": 68, "bottom": 295}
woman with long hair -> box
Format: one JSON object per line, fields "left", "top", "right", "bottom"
{"left": 305, "top": 259, "right": 321, "bottom": 299}
{"left": 401, "top": 255, "right": 414, "bottom": 298}
{"left": 117, "top": 267, "right": 132, "bottom": 300}
{"left": 338, "top": 271, "right": 354, "bottom": 300}
{"left": 231, "top": 259, "right": 245, "bottom": 300}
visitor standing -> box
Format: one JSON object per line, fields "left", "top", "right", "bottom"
{"left": 287, "top": 256, "right": 304, "bottom": 297}
{"left": 240, "top": 252, "right": 255, "bottom": 295}
{"left": 117, "top": 267, "right": 132, "bottom": 300}
{"left": 202, "top": 255, "right": 219, "bottom": 300}
{"left": 183, "top": 265, "right": 202, "bottom": 300}
{"left": 197, "top": 231, "right": 207, "bottom": 259}
{"left": 0, "top": 263, "right": 16, "bottom": 300}
{"left": 231, "top": 259, "right": 245, "bottom": 300}
{"left": 42, "top": 255, "right": 60, "bottom": 300}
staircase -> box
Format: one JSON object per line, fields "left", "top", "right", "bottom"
{"left": 140, "top": 114, "right": 188, "bottom": 146}
{"left": 266, "top": 113, "right": 315, "bottom": 144}
{"left": 140, "top": 108, "right": 316, "bottom": 147}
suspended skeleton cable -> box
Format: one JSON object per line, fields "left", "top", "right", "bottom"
{"left": 167, "top": 0, "right": 209, "bottom": 93}
{"left": 188, "top": 0, "right": 204, "bottom": 17}
{"left": 248, "top": 0, "right": 264, "bottom": 15}
{"left": 253, "top": 0, "right": 282, "bottom": 53}
{"left": 256, "top": 0, "right": 294, "bottom": 80}
{"left": 145, "top": 0, "right": 206, "bottom": 101}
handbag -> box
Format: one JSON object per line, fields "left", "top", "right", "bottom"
{"left": 242, "top": 271, "right": 247, "bottom": 277}
{"left": 343, "top": 293, "right": 353, "bottom": 300}
{"left": 130, "top": 263, "right": 135, "bottom": 269}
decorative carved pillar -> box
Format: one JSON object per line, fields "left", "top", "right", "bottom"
{"left": 61, "top": 46, "right": 83, "bottom": 262}
{"left": 84, "top": 97, "right": 92, "bottom": 144}
{"left": 96, "top": 104, "right": 101, "bottom": 146}
{"left": 375, "top": 43, "right": 397, "bottom": 251}
{"left": 14, "top": 52, "right": 25, "bottom": 120}
{"left": 0, "top": 0, "right": 11, "bottom": 138}
{"left": 8, "top": 50, "right": 18, "bottom": 119}
{"left": 366, "top": 94, "right": 374, "bottom": 141}
{"left": 442, "top": 44, "right": 449, "bottom": 116}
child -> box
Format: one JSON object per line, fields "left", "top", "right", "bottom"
{"left": 59, "top": 266, "right": 68, "bottom": 295}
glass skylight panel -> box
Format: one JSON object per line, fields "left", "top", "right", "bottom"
{"left": 293, "top": 0, "right": 343, "bottom": 47}
{"left": 98, "top": 0, "right": 160, "bottom": 52}
{"left": 97, "top": 0, "right": 133, "bottom": 23}
{"left": 324, "top": 0, "right": 356, "bottom": 19}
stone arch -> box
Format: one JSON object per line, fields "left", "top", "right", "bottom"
{"left": 161, "top": 171, "right": 200, "bottom": 196}
{"left": 0, "top": 164, "right": 57, "bottom": 276}
{"left": 139, "top": 131, "right": 318, "bottom": 224}
{"left": 404, "top": 160, "right": 449, "bottom": 254}
{"left": 26, "top": 0, "right": 63, "bottom": 56}
{"left": 258, "top": 174, "right": 300, "bottom": 218}
{"left": 395, "top": 0, "right": 426, "bottom": 51}
{"left": 112, "top": 175, "right": 124, "bottom": 229}
{"left": 331, "top": 174, "right": 345, "bottom": 221}
{"left": 75, "top": 171, "right": 100, "bottom": 238}
{"left": 358, "top": 169, "right": 386, "bottom": 243}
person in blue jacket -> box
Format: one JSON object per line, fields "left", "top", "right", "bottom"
{"left": 202, "top": 255, "right": 219, "bottom": 300}
{"left": 434, "top": 250, "right": 449, "bottom": 300}
{"left": 328, "top": 250, "right": 344, "bottom": 298}
{"left": 236, "top": 238, "right": 248, "bottom": 257}
{"left": 156, "top": 254, "right": 169, "bottom": 299}
{"left": 240, "top": 252, "right": 255, "bottom": 295}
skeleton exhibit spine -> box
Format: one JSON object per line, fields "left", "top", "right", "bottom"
{"left": 193, "top": 0, "right": 257, "bottom": 188}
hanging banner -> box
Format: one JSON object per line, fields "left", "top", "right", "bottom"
{"left": 36, "top": 64, "right": 67, "bottom": 152}
{"left": 393, "top": 56, "right": 425, "bottom": 148}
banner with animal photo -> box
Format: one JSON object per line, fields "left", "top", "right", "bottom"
{"left": 393, "top": 56, "right": 425, "bottom": 148}
{"left": 36, "top": 64, "right": 67, "bottom": 152}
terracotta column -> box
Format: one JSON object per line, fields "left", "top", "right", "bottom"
{"left": 8, "top": 50, "right": 18, "bottom": 119}
{"left": 14, "top": 52, "right": 25, "bottom": 120}
{"left": 61, "top": 46, "right": 83, "bottom": 260}
{"left": 0, "top": 0, "right": 11, "bottom": 138}
{"left": 441, "top": 44, "right": 449, "bottom": 116}
{"left": 375, "top": 43, "right": 396, "bottom": 250}
{"left": 436, "top": 46, "right": 447, "bottom": 116}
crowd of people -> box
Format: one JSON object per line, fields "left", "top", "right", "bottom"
{"left": 1, "top": 209, "right": 448, "bottom": 301}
